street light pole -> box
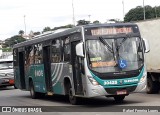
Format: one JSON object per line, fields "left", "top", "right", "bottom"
{"left": 143, "top": 0, "right": 145, "bottom": 20}
{"left": 24, "top": 15, "right": 26, "bottom": 35}
{"left": 155, "top": 6, "right": 157, "bottom": 18}
{"left": 72, "top": 0, "right": 76, "bottom": 26}
{"left": 88, "top": 15, "right": 91, "bottom": 22}
{"left": 122, "top": 0, "right": 125, "bottom": 21}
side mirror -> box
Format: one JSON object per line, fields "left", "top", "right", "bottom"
{"left": 143, "top": 38, "right": 150, "bottom": 53}
{"left": 76, "top": 42, "right": 84, "bottom": 57}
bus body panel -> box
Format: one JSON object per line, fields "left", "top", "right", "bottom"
{"left": 33, "top": 64, "right": 46, "bottom": 93}
{"left": 51, "top": 63, "right": 73, "bottom": 95}
{"left": 14, "top": 67, "right": 20, "bottom": 88}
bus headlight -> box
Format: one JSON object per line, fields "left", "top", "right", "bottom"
{"left": 140, "top": 75, "right": 146, "bottom": 83}
{"left": 88, "top": 76, "right": 99, "bottom": 85}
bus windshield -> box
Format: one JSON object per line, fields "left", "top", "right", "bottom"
{"left": 86, "top": 37, "right": 144, "bottom": 73}
{"left": 0, "top": 61, "right": 13, "bottom": 69}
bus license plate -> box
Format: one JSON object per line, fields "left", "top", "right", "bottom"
{"left": 117, "top": 90, "right": 127, "bottom": 95}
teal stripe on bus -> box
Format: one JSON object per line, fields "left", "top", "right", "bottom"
{"left": 89, "top": 66, "right": 144, "bottom": 88}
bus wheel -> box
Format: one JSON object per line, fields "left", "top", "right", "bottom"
{"left": 114, "top": 95, "right": 125, "bottom": 103}
{"left": 14, "top": 85, "right": 17, "bottom": 89}
{"left": 29, "top": 81, "right": 38, "bottom": 99}
{"left": 147, "top": 77, "right": 159, "bottom": 94}
{"left": 68, "top": 86, "right": 79, "bottom": 105}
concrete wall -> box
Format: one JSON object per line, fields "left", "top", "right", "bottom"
{"left": 135, "top": 18, "right": 160, "bottom": 71}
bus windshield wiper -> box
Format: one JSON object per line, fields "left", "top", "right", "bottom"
{"left": 99, "top": 37, "right": 118, "bottom": 65}
{"left": 117, "top": 37, "right": 128, "bottom": 49}
{"left": 99, "top": 37, "right": 113, "bottom": 53}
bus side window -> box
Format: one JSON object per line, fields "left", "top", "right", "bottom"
{"left": 34, "top": 44, "right": 43, "bottom": 64}
{"left": 64, "top": 44, "right": 70, "bottom": 62}
{"left": 25, "top": 45, "right": 34, "bottom": 72}
{"left": 52, "top": 39, "right": 61, "bottom": 63}
{"left": 63, "top": 37, "right": 70, "bottom": 62}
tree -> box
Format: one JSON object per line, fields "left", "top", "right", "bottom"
{"left": 34, "top": 32, "right": 41, "bottom": 36}
{"left": 19, "top": 30, "right": 24, "bottom": 36}
{"left": 124, "top": 5, "right": 155, "bottom": 22}
{"left": 124, "top": 6, "right": 144, "bottom": 22}
{"left": 153, "top": 6, "right": 160, "bottom": 18}
{"left": 52, "top": 24, "right": 74, "bottom": 31}
{"left": 77, "top": 20, "right": 90, "bottom": 26}
{"left": 5, "top": 35, "right": 26, "bottom": 47}
{"left": 42, "top": 27, "right": 51, "bottom": 33}
{"left": 145, "top": 5, "right": 155, "bottom": 19}
{"left": 93, "top": 20, "right": 100, "bottom": 24}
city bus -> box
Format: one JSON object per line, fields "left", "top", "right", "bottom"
{"left": 13, "top": 23, "right": 149, "bottom": 104}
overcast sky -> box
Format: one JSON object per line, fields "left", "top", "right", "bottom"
{"left": 0, "top": 0, "right": 159, "bottom": 40}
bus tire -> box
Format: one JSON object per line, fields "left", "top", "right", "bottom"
{"left": 68, "top": 84, "right": 79, "bottom": 105}
{"left": 14, "top": 85, "right": 17, "bottom": 89}
{"left": 147, "top": 77, "right": 159, "bottom": 94}
{"left": 29, "top": 81, "right": 39, "bottom": 99}
{"left": 114, "top": 95, "right": 125, "bottom": 103}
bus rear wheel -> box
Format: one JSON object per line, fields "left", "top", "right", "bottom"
{"left": 29, "top": 81, "right": 39, "bottom": 99}
{"left": 114, "top": 95, "right": 125, "bottom": 103}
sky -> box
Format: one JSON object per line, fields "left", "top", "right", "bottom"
{"left": 0, "top": 0, "right": 159, "bottom": 40}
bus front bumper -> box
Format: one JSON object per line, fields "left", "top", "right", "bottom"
{"left": 85, "top": 82, "right": 146, "bottom": 97}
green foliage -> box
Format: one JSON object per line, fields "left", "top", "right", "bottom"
{"left": 33, "top": 32, "right": 41, "bottom": 36}
{"left": 124, "top": 6, "right": 144, "bottom": 22}
{"left": 154, "top": 6, "right": 160, "bottom": 17}
{"left": 145, "top": 5, "right": 155, "bottom": 19}
{"left": 42, "top": 27, "right": 51, "bottom": 33}
{"left": 93, "top": 20, "right": 100, "bottom": 24}
{"left": 124, "top": 5, "right": 159, "bottom": 22}
{"left": 19, "top": 30, "right": 24, "bottom": 36}
{"left": 0, "top": 47, "right": 12, "bottom": 52}
{"left": 77, "top": 20, "right": 90, "bottom": 26}
{"left": 52, "top": 24, "right": 74, "bottom": 31}
{"left": 5, "top": 35, "right": 26, "bottom": 47}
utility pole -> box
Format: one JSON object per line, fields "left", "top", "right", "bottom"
{"left": 72, "top": 0, "right": 76, "bottom": 26}
{"left": 122, "top": 0, "right": 125, "bottom": 21}
{"left": 155, "top": 6, "right": 157, "bottom": 18}
{"left": 24, "top": 15, "right": 26, "bottom": 35}
{"left": 88, "top": 15, "right": 91, "bottom": 22}
{"left": 143, "top": 0, "right": 145, "bottom": 20}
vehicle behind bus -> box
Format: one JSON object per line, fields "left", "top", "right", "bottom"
{"left": 0, "top": 55, "right": 14, "bottom": 88}
{"left": 13, "top": 23, "right": 149, "bottom": 104}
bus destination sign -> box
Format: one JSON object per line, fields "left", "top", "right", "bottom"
{"left": 91, "top": 27, "right": 133, "bottom": 36}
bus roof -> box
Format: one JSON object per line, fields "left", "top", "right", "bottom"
{"left": 13, "top": 23, "right": 138, "bottom": 49}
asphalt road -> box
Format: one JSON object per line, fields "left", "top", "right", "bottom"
{"left": 1, "top": 86, "right": 160, "bottom": 115}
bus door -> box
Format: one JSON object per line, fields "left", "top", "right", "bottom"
{"left": 43, "top": 46, "right": 52, "bottom": 92}
{"left": 18, "top": 51, "right": 26, "bottom": 89}
{"left": 71, "top": 41, "right": 84, "bottom": 95}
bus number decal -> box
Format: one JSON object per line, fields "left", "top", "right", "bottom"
{"left": 104, "top": 80, "right": 118, "bottom": 85}
{"left": 35, "top": 70, "right": 43, "bottom": 77}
